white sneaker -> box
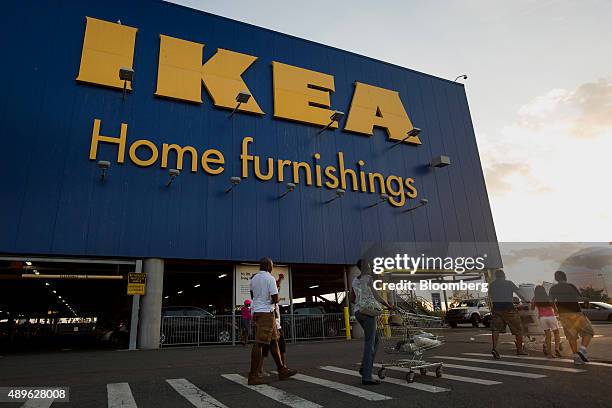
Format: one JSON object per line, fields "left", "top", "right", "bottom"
{"left": 573, "top": 354, "right": 585, "bottom": 365}
{"left": 577, "top": 347, "right": 589, "bottom": 362}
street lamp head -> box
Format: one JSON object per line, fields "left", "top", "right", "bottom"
{"left": 236, "top": 92, "right": 251, "bottom": 104}
{"left": 97, "top": 160, "right": 111, "bottom": 170}
{"left": 330, "top": 111, "right": 345, "bottom": 122}
{"left": 336, "top": 188, "right": 345, "bottom": 197}
{"left": 408, "top": 128, "right": 421, "bottom": 137}
{"left": 286, "top": 182, "right": 296, "bottom": 192}
{"left": 169, "top": 169, "right": 180, "bottom": 177}
{"left": 230, "top": 176, "right": 242, "bottom": 186}
{"left": 454, "top": 74, "right": 468, "bottom": 82}
{"left": 430, "top": 155, "right": 451, "bottom": 168}
{"left": 119, "top": 67, "right": 134, "bottom": 81}
{"left": 419, "top": 198, "right": 429, "bottom": 205}
{"left": 380, "top": 193, "right": 389, "bottom": 201}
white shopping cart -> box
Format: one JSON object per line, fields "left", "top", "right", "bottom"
{"left": 375, "top": 308, "right": 445, "bottom": 383}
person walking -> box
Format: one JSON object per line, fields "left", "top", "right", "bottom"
{"left": 549, "top": 270, "right": 594, "bottom": 365}
{"left": 240, "top": 299, "right": 253, "bottom": 346}
{"left": 489, "top": 269, "right": 529, "bottom": 359}
{"left": 260, "top": 273, "right": 288, "bottom": 375}
{"left": 531, "top": 285, "right": 562, "bottom": 358}
{"left": 248, "top": 257, "right": 297, "bottom": 385}
{"left": 350, "top": 260, "right": 396, "bottom": 385}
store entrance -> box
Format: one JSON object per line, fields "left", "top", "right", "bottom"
{"left": 0, "top": 258, "right": 134, "bottom": 353}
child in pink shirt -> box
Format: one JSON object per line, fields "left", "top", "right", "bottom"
{"left": 531, "top": 285, "right": 561, "bottom": 358}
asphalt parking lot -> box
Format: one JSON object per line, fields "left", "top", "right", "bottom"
{"left": 1, "top": 325, "right": 611, "bottom": 407}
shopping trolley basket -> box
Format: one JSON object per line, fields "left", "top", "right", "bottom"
{"left": 375, "top": 310, "right": 445, "bottom": 383}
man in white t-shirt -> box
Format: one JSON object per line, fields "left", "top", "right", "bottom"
{"left": 248, "top": 258, "right": 297, "bottom": 385}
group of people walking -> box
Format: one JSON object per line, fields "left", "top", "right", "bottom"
{"left": 243, "top": 257, "right": 595, "bottom": 387}
{"left": 489, "top": 269, "right": 594, "bottom": 364}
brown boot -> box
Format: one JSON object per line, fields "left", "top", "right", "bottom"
{"left": 248, "top": 374, "right": 270, "bottom": 385}
{"left": 278, "top": 367, "right": 297, "bottom": 380}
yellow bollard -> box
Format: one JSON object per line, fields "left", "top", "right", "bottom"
{"left": 382, "top": 314, "right": 391, "bottom": 338}
{"left": 343, "top": 306, "right": 352, "bottom": 340}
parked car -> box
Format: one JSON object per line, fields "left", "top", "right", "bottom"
{"left": 580, "top": 301, "right": 612, "bottom": 321}
{"left": 284, "top": 302, "right": 344, "bottom": 339}
{"left": 445, "top": 299, "right": 490, "bottom": 328}
{"left": 160, "top": 306, "right": 234, "bottom": 345}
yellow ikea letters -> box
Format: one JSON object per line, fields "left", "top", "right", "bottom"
{"left": 78, "top": 18, "right": 421, "bottom": 145}
{"left": 272, "top": 62, "right": 336, "bottom": 127}
{"left": 76, "top": 17, "right": 138, "bottom": 90}
{"left": 344, "top": 82, "right": 421, "bottom": 144}
{"left": 155, "top": 35, "right": 264, "bottom": 114}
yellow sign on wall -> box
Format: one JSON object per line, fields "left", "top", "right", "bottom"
{"left": 127, "top": 272, "right": 146, "bottom": 296}
{"left": 76, "top": 17, "right": 421, "bottom": 145}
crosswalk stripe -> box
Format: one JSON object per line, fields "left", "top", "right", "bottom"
{"left": 463, "top": 353, "right": 612, "bottom": 368}
{"left": 285, "top": 372, "right": 392, "bottom": 400}
{"left": 320, "top": 366, "right": 449, "bottom": 392}
{"left": 21, "top": 399, "right": 54, "bottom": 408}
{"left": 433, "top": 356, "right": 586, "bottom": 373}
{"left": 221, "top": 374, "right": 322, "bottom": 408}
{"left": 166, "top": 378, "right": 229, "bottom": 408}
{"left": 107, "top": 382, "right": 137, "bottom": 408}
{"left": 369, "top": 363, "right": 501, "bottom": 385}
{"left": 440, "top": 363, "right": 546, "bottom": 378}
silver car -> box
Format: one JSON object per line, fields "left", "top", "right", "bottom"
{"left": 580, "top": 302, "right": 612, "bottom": 321}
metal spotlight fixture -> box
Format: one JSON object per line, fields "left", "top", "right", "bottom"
{"left": 119, "top": 67, "right": 134, "bottom": 101}
{"left": 368, "top": 193, "right": 389, "bottom": 208}
{"left": 430, "top": 155, "right": 451, "bottom": 168}
{"left": 317, "top": 111, "right": 345, "bottom": 134}
{"left": 97, "top": 160, "right": 111, "bottom": 181}
{"left": 325, "top": 188, "right": 345, "bottom": 204}
{"left": 454, "top": 74, "right": 468, "bottom": 82}
{"left": 230, "top": 92, "right": 251, "bottom": 117}
{"left": 390, "top": 127, "right": 421, "bottom": 148}
{"left": 166, "top": 169, "right": 180, "bottom": 187}
{"left": 405, "top": 198, "right": 429, "bottom": 212}
{"left": 225, "top": 176, "right": 242, "bottom": 193}
{"left": 279, "top": 182, "right": 296, "bottom": 199}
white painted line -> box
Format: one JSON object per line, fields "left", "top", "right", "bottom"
{"left": 166, "top": 378, "right": 229, "bottom": 408}
{"left": 440, "top": 363, "right": 547, "bottom": 378}
{"left": 285, "top": 372, "right": 392, "bottom": 400}
{"left": 221, "top": 374, "right": 321, "bottom": 408}
{"left": 21, "top": 398, "right": 54, "bottom": 408}
{"left": 320, "top": 366, "right": 449, "bottom": 393}
{"left": 107, "top": 382, "right": 137, "bottom": 408}
{"left": 370, "top": 363, "right": 501, "bottom": 385}
{"left": 463, "top": 353, "right": 612, "bottom": 368}
{"left": 433, "top": 356, "right": 586, "bottom": 373}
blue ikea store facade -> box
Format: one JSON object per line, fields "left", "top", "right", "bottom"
{"left": 1, "top": 0, "right": 500, "bottom": 347}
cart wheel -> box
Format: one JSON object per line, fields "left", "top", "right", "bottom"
{"left": 419, "top": 368, "right": 427, "bottom": 376}
{"left": 406, "top": 372, "right": 415, "bottom": 383}
{"left": 435, "top": 366, "right": 443, "bottom": 378}
{"left": 377, "top": 368, "right": 386, "bottom": 379}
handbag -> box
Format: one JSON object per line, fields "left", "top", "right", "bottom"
{"left": 355, "top": 276, "right": 383, "bottom": 317}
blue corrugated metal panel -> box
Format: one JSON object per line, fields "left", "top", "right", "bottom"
{"left": 0, "top": 0, "right": 500, "bottom": 266}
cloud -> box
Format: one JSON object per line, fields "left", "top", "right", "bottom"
{"left": 483, "top": 161, "right": 552, "bottom": 195}
{"left": 516, "top": 78, "right": 612, "bottom": 138}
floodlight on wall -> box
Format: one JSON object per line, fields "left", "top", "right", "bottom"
{"left": 404, "top": 198, "right": 429, "bottom": 212}
{"left": 390, "top": 128, "right": 421, "bottom": 148}
{"left": 97, "top": 160, "right": 111, "bottom": 181}
{"left": 225, "top": 176, "right": 242, "bottom": 193}
{"left": 368, "top": 193, "right": 389, "bottom": 208}
{"left": 166, "top": 169, "right": 180, "bottom": 187}
{"left": 325, "top": 188, "right": 345, "bottom": 204}
{"left": 317, "top": 111, "right": 345, "bottom": 134}
{"left": 119, "top": 67, "right": 134, "bottom": 101}
{"left": 230, "top": 92, "right": 251, "bottom": 117}
{"left": 430, "top": 155, "right": 451, "bottom": 168}
{"left": 454, "top": 74, "right": 468, "bottom": 82}
{"left": 279, "top": 182, "right": 296, "bottom": 199}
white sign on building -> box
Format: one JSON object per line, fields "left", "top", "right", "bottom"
{"left": 235, "top": 265, "right": 291, "bottom": 306}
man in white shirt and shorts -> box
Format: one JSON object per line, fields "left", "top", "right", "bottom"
{"left": 248, "top": 257, "right": 297, "bottom": 385}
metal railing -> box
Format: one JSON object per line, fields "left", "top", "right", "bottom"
{"left": 160, "top": 313, "right": 346, "bottom": 347}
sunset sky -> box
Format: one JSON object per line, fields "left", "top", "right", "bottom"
{"left": 169, "top": 0, "right": 611, "bottom": 243}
